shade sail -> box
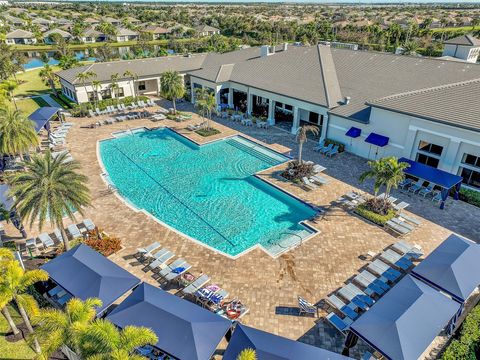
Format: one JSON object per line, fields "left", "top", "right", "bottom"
{"left": 28, "top": 107, "right": 60, "bottom": 132}
{"left": 41, "top": 244, "right": 140, "bottom": 315}
{"left": 223, "top": 324, "right": 350, "bottom": 360}
{"left": 412, "top": 234, "right": 480, "bottom": 303}
{"left": 345, "top": 127, "right": 361, "bottom": 138}
{"left": 106, "top": 283, "right": 231, "bottom": 360}
{"left": 365, "top": 132, "right": 389, "bottom": 147}
{"left": 351, "top": 275, "right": 460, "bottom": 360}
{"left": 399, "top": 157, "right": 463, "bottom": 189}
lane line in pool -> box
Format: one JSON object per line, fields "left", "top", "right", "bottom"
{"left": 110, "top": 142, "right": 236, "bottom": 248}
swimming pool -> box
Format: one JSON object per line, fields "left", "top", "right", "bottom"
{"left": 99, "top": 128, "right": 317, "bottom": 257}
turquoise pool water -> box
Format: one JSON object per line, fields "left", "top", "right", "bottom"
{"left": 99, "top": 128, "right": 316, "bottom": 257}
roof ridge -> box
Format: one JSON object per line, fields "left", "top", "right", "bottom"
{"left": 368, "top": 78, "right": 480, "bottom": 104}
{"left": 317, "top": 44, "right": 343, "bottom": 108}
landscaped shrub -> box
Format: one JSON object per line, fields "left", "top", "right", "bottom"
{"left": 459, "top": 188, "right": 480, "bottom": 208}
{"left": 442, "top": 305, "right": 480, "bottom": 360}
{"left": 354, "top": 203, "right": 396, "bottom": 226}
{"left": 324, "top": 138, "right": 345, "bottom": 152}
{"left": 84, "top": 230, "right": 121, "bottom": 257}
{"left": 281, "top": 160, "right": 314, "bottom": 181}
{"left": 71, "top": 96, "right": 149, "bottom": 117}
{"left": 195, "top": 127, "right": 220, "bottom": 137}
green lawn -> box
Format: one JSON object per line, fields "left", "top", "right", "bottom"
{"left": 0, "top": 305, "right": 36, "bottom": 359}
{"left": 431, "top": 26, "right": 478, "bottom": 33}
{"left": 16, "top": 97, "right": 50, "bottom": 115}
{"left": 14, "top": 67, "right": 60, "bottom": 98}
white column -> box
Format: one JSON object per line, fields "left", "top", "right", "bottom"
{"left": 246, "top": 90, "right": 253, "bottom": 115}
{"left": 291, "top": 106, "right": 299, "bottom": 134}
{"left": 227, "top": 88, "right": 233, "bottom": 108}
{"left": 190, "top": 84, "right": 196, "bottom": 104}
{"left": 156, "top": 78, "right": 161, "bottom": 97}
{"left": 267, "top": 99, "right": 275, "bottom": 125}
{"left": 441, "top": 139, "right": 461, "bottom": 172}
{"left": 402, "top": 128, "right": 418, "bottom": 158}
{"left": 215, "top": 86, "right": 221, "bottom": 109}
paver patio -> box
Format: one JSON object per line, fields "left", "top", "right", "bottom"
{"left": 7, "top": 101, "right": 480, "bottom": 358}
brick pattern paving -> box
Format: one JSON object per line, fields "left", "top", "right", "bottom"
{"left": 6, "top": 101, "right": 479, "bottom": 359}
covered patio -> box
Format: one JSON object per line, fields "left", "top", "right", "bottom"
{"left": 349, "top": 275, "right": 460, "bottom": 360}
{"left": 399, "top": 157, "right": 463, "bottom": 209}
{"left": 106, "top": 283, "right": 232, "bottom": 360}
{"left": 28, "top": 106, "right": 61, "bottom": 133}
{"left": 41, "top": 244, "right": 141, "bottom": 315}
{"left": 412, "top": 234, "right": 480, "bottom": 304}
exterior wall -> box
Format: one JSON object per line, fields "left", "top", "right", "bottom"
{"left": 443, "top": 44, "right": 480, "bottom": 63}
{"left": 66, "top": 79, "right": 136, "bottom": 104}
{"left": 5, "top": 37, "right": 36, "bottom": 45}
{"left": 328, "top": 107, "right": 480, "bottom": 189}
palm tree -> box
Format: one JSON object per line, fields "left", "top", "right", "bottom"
{"left": 39, "top": 64, "right": 58, "bottom": 96}
{"left": 34, "top": 297, "right": 102, "bottom": 359}
{"left": 6, "top": 151, "right": 91, "bottom": 251}
{"left": 0, "top": 108, "right": 39, "bottom": 158}
{"left": 77, "top": 319, "right": 158, "bottom": 360}
{"left": 92, "top": 80, "right": 102, "bottom": 107}
{"left": 123, "top": 70, "right": 135, "bottom": 99}
{"left": 0, "top": 248, "right": 20, "bottom": 336}
{"left": 359, "top": 156, "right": 409, "bottom": 201}
{"left": 75, "top": 71, "right": 96, "bottom": 103}
{"left": 237, "top": 348, "right": 257, "bottom": 360}
{"left": 195, "top": 88, "right": 216, "bottom": 129}
{"left": 110, "top": 73, "right": 120, "bottom": 105}
{"left": 160, "top": 70, "right": 184, "bottom": 114}
{"left": 0, "top": 259, "right": 49, "bottom": 353}
{"left": 295, "top": 124, "right": 319, "bottom": 164}
{"left": 403, "top": 40, "right": 419, "bottom": 55}
{"left": 1, "top": 80, "right": 19, "bottom": 109}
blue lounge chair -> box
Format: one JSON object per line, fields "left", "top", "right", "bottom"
{"left": 320, "top": 143, "right": 334, "bottom": 155}
{"left": 398, "top": 178, "right": 413, "bottom": 190}
{"left": 57, "top": 293, "right": 73, "bottom": 306}
{"left": 418, "top": 183, "right": 435, "bottom": 197}
{"left": 380, "top": 249, "right": 413, "bottom": 271}
{"left": 368, "top": 259, "right": 401, "bottom": 282}
{"left": 312, "top": 140, "right": 326, "bottom": 152}
{"left": 345, "top": 283, "right": 375, "bottom": 306}
{"left": 326, "top": 294, "right": 359, "bottom": 320}
{"left": 358, "top": 270, "right": 390, "bottom": 292}
{"left": 47, "top": 285, "right": 63, "bottom": 297}
{"left": 353, "top": 273, "right": 385, "bottom": 296}
{"left": 326, "top": 313, "right": 353, "bottom": 334}
{"left": 163, "top": 262, "right": 192, "bottom": 282}
{"left": 408, "top": 179, "right": 425, "bottom": 193}
{"left": 337, "top": 286, "right": 369, "bottom": 311}
{"left": 298, "top": 296, "right": 318, "bottom": 316}
{"left": 326, "top": 145, "right": 339, "bottom": 157}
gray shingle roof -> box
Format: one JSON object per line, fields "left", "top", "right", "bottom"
{"left": 43, "top": 29, "right": 72, "bottom": 38}
{"left": 6, "top": 29, "right": 34, "bottom": 39}
{"left": 115, "top": 28, "right": 138, "bottom": 36}
{"left": 444, "top": 35, "right": 480, "bottom": 46}
{"left": 367, "top": 78, "right": 480, "bottom": 132}
{"left": 56, "top": 55, "right": 208, "bottom": 85}
{"left": 196, "top": 25, "right": 220, "bottom": 32}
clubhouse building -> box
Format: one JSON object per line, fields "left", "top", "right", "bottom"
{"left": 57, "top": 37, "right": 480, "bottom": 191}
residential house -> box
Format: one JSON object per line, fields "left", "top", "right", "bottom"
{"left": 43, "top": 28, "right": 72, "bottom": 44}
{"left": 195, "top": 24, "right": 220, "bottom": 37}
{"left": 78, "top": 28, "right": 105, "bottom": 43}
{"left": 442, "top": 35, "right": 480, "bottom": 63}
{"left": 104, "top": 16, "right": 121, "bottom": 26}
{"left": 112, "top": 28, "right": 138, "bottom": 42}
{"left": 125, "top": 16, "right": 141, "bottom": 25}
{"left": 32, "top": 17, "right": 53, "bottom": 26}
{"left": 84, "top": 17, "right": 100, "bottom": 27}
{"left": 142, "top": 25, "right": 170, "bottom": 40}
{"left": 5, "top": 29, "right": 36, "bottom": 44}
{"left": 4, "top": 14, "right": 25, "bottom": 27}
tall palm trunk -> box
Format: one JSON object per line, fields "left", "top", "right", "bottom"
{"left": 10, "top": 93, "right": 18, "bottom": 110}
{"left": 298, "top": 141, "right": 304, "bottom": 164}
{"left": 1, "top": 307, "right": 19, "bottom": 335}
{"left": 15, "top": 299, "right": 40, "bottom": 353}
{"left": 172, "top": 96, "right": 177, "bottom": 114}
{"left": 57, "top": 217, "right": 70, "bottom": 251}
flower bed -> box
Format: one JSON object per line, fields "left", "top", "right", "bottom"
{"left": 281, "top": 161, "right": 314, "bottom": 182}
{"left": 195, "top": 127, "right": 221, "bottom": 137}
{"left": 355, "top": 203, "right": 396, "bottom": 226}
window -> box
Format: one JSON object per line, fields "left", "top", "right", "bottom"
{"left": 459, "top": 153, "right": 480, "bottom": 189}
{"left": 101, "top": 89, "right": 111, "bottom": 99}
{"left": 117, "top": 87, "right": 125, "bottom": 97}
{"left": 416, "top": 153, "right": 440, "bottom": 168}
{"left": 138, "top": 81, "right": 146, "bottom": 91}
{"left": 418, "top": 141, "right": 443, "bottom": 156}
{"left": 284, "top": 104, "right": 293, "bottom": 111}
{"left": 87, "top": 91, "right": 95, "bottom": 102}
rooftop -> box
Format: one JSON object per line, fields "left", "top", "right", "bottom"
{"left": 444, "top": 34, "right": 480, "bottom": 47}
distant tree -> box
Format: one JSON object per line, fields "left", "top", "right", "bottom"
{"left": 39, "top": 64, "right": 58, "bottom": 96}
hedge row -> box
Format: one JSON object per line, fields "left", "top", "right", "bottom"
{"left": 459, "top": 188, "right": 480, "bottom": 208}
{"left": 354, "top": 204, "right": 396, "bottom": 226}
{"left": 443, "top": 305, "right": 480, "bottom": 360}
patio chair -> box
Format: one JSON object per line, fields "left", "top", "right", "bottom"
{"left": 147, "top": 99, "right": 156, "bottom": 107}
{"left": 408, "top": 179, "right": 425, "bottom": 193}
{"left": 88, "top": 109, "right": 97, "bottom": 118}
{"left": 418, "top": 183, "right": 435, "bottom": 197}
{"left": 25, "top": 238, "right": 37, "bottom": 249}
{"left": 319, "top": 143, "right": 334, "bottom": 155}
{"left": 312, "top": 140, "right": 326, "bottom": 152}
{"left": 391, "top": 240, "right": 423, "bottom": 260}
{"left": 119, "top": 104, "right": 127, "bottom": 111}
{"left": 47, "top": 285, "right": 63, "bottom": 297}
{"left": 326, "top": 313, "right": 353, "bottom": 334}
{"left": 38, "top": 233, "right": 55, "bottom": 248}
{"left": 398, "top": 178, "right": 413, "bottom": 190}
{"left": 367, "top": 259, "right": 401, "bottom": 283}
{"left": 301, "top": 177, "right": 318, "bottom": 190}
{"left": 163, "top": 262, "right": 192, "bottom": 283}
{"left": 325, "top": 145, "right": 339, "bottom": 157}
{"left": 136, "top": 242, "right": 161, "bottom": 258}
{"left": 148, "top": 249, "right": 175, "bottom": 271}
{"left": 390, "top": 217, "right": 415, "bottom": 232}
{"left": 344, "top": 283, "right": 375, "bottom": 306}
{"left": 313, "top": 164, "right": 326, "bottom": 173}
{"left": 326, "top": 294, "right": 359, "bottom": 320}
{"left": 187, "top": 123, "right": 201, "bottom": 131}
{"left": 432, "top": 190, "right": 442, "bottom": 203}
{"left": 353, "top": 273, "right": 386, "bottom": 297}
{"left": 399, "top": 213, "right": 422, "bottom": 226}
{"left": 385, "top": 220, "right": 411, "bottom": 236}
{"left": 393, "top": 201, "right": 409, "bottom": 211}
{"left": 82, "top": 219, "right": 95, "bottom": 231}
{"left": 95, "top": 108, "right": 104, "bottom": 116}
{"left": 181, "top": 274, "right": 211, "bottom": 297}
{"left": 358, "top": 270, "right": 390, "bottom": 292}
{"left": 157, "top": 258, "right": 186, "bottom": 278}
{"left": 66, "top": 224, "right": 83, "bottom": 239}
{"left": 337, "top": 286, "right": 369, "bottom": 311}
{"left": 309, "top": 175, "right": 328, "bottom": 185}
{"left": 298, "top": 296, "right": 318, "bottom": 316}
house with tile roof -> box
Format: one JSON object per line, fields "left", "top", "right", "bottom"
{"left": 195, "top": 24, "right": 220, "bottom": 37}
{"left": 5, "top": 29, "right": 36, "bottom": 44}
{"left": 56, "top": 42, "right": 480, "bottom": 190}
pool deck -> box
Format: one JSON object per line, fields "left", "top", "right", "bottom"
{"left": 8, "top": 103, "right": 480, "bottom": 358}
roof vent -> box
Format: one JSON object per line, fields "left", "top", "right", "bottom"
{"left": 344, "top": 96, "right": 351, "bottom": 105}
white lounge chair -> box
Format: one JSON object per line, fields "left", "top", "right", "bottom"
{"left": 149, "top": 249, "right": 175, "bottom": 271}
{"left": 310, "top": 175, "right": 328, "bottom": 185}
{"left": 82, "top": 219, "right": 95, "bottom": 231}
{"left": 38, "top": 233, "right": 55, "bottom": 248}
{"left": 180, "top": 274, "right": 211, "bottom": 296}
{"left": 89, "top": 109, "right": 97, "bottom": 118}
{"left": 136, "top": 242, "right": 161, "bottom": 257}
{"left": 67, "top": 224, "right": 83, "bottom": 239}
{"left": 302, "top": 177, "right": 318, "bottom": 190}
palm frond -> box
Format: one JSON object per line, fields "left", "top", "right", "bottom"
{"left": 119, "top": 326, "right": 158, "bottom": 353}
